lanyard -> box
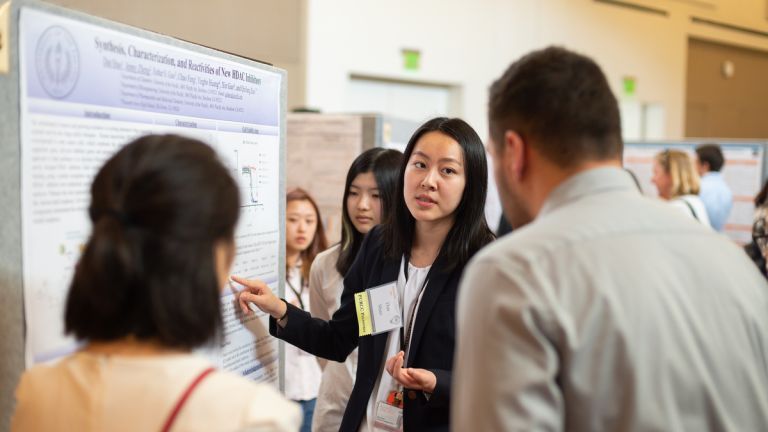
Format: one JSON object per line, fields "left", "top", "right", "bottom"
{"left": 286, "top": 276, "right": 306, "bottom": 310}
{"left": 399, "top": 254, "right": 431, "bottom": 356}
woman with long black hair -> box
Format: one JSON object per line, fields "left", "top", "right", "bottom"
{"left": 309, "top": 147, "right": 403, "bottom": 432}
{"left": 234, "top": 117, "right": 495, "bottom": 431}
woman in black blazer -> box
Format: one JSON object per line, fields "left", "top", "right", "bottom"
{"left": 235, "top": 117, "right": 495, "bottom": 431}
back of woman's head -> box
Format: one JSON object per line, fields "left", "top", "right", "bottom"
{"left": 65, "top": 134, "right": 240, "bottom": 350}
{"left": 336, "top": 148, "right": 404, "bottom": 275}
{"left": 384, "top": 117, "right": 495, "bottom": 271}
{"left": 656, "top": 149, "right": 700, "bottom": 197}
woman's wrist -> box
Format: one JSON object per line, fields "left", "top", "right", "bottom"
{"left": 424, "top": 371, "right": 437, "bottom": 393}
{"left": 274, "top": 299, "right": 288, "bottom": 320}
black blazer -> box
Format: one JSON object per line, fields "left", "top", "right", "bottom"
{"left": 270, "top": 226, "right": 463, "bottom": 431}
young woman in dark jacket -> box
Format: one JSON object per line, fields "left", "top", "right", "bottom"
{"left": 235, "top": 117, "right": 495, "bottom": 431}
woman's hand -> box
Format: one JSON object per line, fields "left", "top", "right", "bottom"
{"left": 385, "top": 351, "right": 436, "bottom": 393}
{"left": 231, "top": 275, "right": 287, "bottom": 319}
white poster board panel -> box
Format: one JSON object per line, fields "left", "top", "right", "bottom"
{"left": 20, "top": 7, "right": 283, "bottom": 385}
{"left": 623, "top": 141, "right": 764, "bottom": 244}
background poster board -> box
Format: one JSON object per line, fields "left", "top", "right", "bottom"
{"left": 285, "top": 113, "right": 422, "bottom": 244}
{"left": 623, "top": 141, "right": 766, "bottom": 244}
{"left": 286, "top": 113, "right": 385, "bottom": 244}
{"left": 1, "top": 2, "right": 286, "bottom": 426}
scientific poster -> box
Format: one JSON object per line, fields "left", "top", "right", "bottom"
{"left": 623, "top": 142, "right": 764, "bottom": 244}
{"left": 20, "top": 7, "right": 283, "bottom": 385}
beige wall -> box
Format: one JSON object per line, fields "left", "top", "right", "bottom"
{"left": 48, "top": 0, "right": 308, "bottom": 110}
{"left": 305, "top": 0, "right": 768, "bottom": 140}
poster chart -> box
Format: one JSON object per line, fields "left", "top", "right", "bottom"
{"left": 623, "top": 141, "right": 765, "bottom": 244}
{"left": 20, "top": 7, "right": 284, "bottom": 385}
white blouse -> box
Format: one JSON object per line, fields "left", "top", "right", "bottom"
{"left": 670, "top": 194, "right": 712, "bottom": 228}
{"left": 361, "top": 258, "right": 431, "bottom": 432}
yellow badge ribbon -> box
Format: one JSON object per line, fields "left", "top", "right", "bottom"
{"left": 354, "top": 292, "right": 373, "bottom": 336}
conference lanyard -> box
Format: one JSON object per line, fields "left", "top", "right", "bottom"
{"left": 399, "top": 254, "right": 431, "bottom": 356}
{"left": 286, "top": 275, "right": 306, "bottom": 311}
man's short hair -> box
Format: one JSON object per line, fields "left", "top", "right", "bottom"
{"left": 695, "top": 143, "right": 725, "bottom": 172}
{"left": 488, "top": 46, "right": 623, "bottom": 167}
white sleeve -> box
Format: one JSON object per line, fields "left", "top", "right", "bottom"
{"left": 308, "top": 253, "right": 331, "bottom": 370}
{"left": 308, "top": 253, "right": 331, "bottom": 321}
{"left": 669, "top": 199, "right": 696, "bottom": 218}
{"left": 453, "top": 257, "right": 564, "bottom": 431}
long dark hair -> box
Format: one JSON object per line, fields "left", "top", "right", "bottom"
{"left": 383, "top": 117, "right": 495, "bottom": 271}
{"left": 755, "top": 178, "right": 768, "bottom": 207}
{"left": 287, "top": 187, "right": 328, "bottom": 281}
{"left": 65, "top": 134, "right": 239, "bottom": 349}
{"left": 336, "top": 148, "right": 403, "bottom": 275}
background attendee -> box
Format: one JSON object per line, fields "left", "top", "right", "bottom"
{"left": 11, "top": 135, "right": 300, "bottom": 432}
{"left": 285, "top": 188, "right": 327, "bottom": 432}
{"left": 651, "top": 149, "right": 711, "bottom": 227}
{"left": 234, "top": 117, "right": 495, "bottom": 432}
{"left": 696, "top": 143, "right": 733, "bottom": 231}
{"left": 454, "top": 47, "right": 768, "bottom": 431}
{"left": 309, "top": 147, "right": 403, "bottom": 432}
{"left": 745, "top": 179, "right": 768, "bottom": 278}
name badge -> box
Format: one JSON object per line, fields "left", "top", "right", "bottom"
{"left": 354, "top": 282, "right": 402, "bottom": 336}
{"left": 373, "top": 400, "right": 403, "bottom": 431}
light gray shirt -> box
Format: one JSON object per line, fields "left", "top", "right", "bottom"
{"left": 454, "top": 167, "right": 768, "bottom": 431}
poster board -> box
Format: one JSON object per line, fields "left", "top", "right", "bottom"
{"left": 1, "top": 1, "right": 286, "bottom": 426}
{"left": 623, "top": 140, "right": 766, "bottom": 244}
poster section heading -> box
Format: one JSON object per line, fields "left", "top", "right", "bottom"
{"left": 23, "top": 7, "right": 280, "bottom": 126}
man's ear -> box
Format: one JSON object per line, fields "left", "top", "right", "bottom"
{"left": 504, "top": 130, "right": 527, "bottom": 181}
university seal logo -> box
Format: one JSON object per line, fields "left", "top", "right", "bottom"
{"left": 35, "top": 26, "right": 80, "bottom": 99}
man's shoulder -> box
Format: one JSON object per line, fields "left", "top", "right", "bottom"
{"left": 473, "top": 191, "right": 716, "bottom": 267}
{"left": 702, "top": 172, "right": 732, "bottom": 190}
{"left": 470, "top": 221, "right": 557, "bottom": 270}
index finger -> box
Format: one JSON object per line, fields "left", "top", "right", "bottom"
{"left": 392, "top": 364, "right": 417, "bottom": 388}
{"left": 394, "top": 352, "right": 404, "bottom": 371}
{"left": 227, "top": 279, "right": 239, "bottom": 296}
{"left": 237, "top": 291, "right": 255, "bottom": 314}
{"left": 231, "top": 275, "right": 266, "bottom": 289}
{"left": 385, "top": 355, "right": 397, "bottom": 376}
